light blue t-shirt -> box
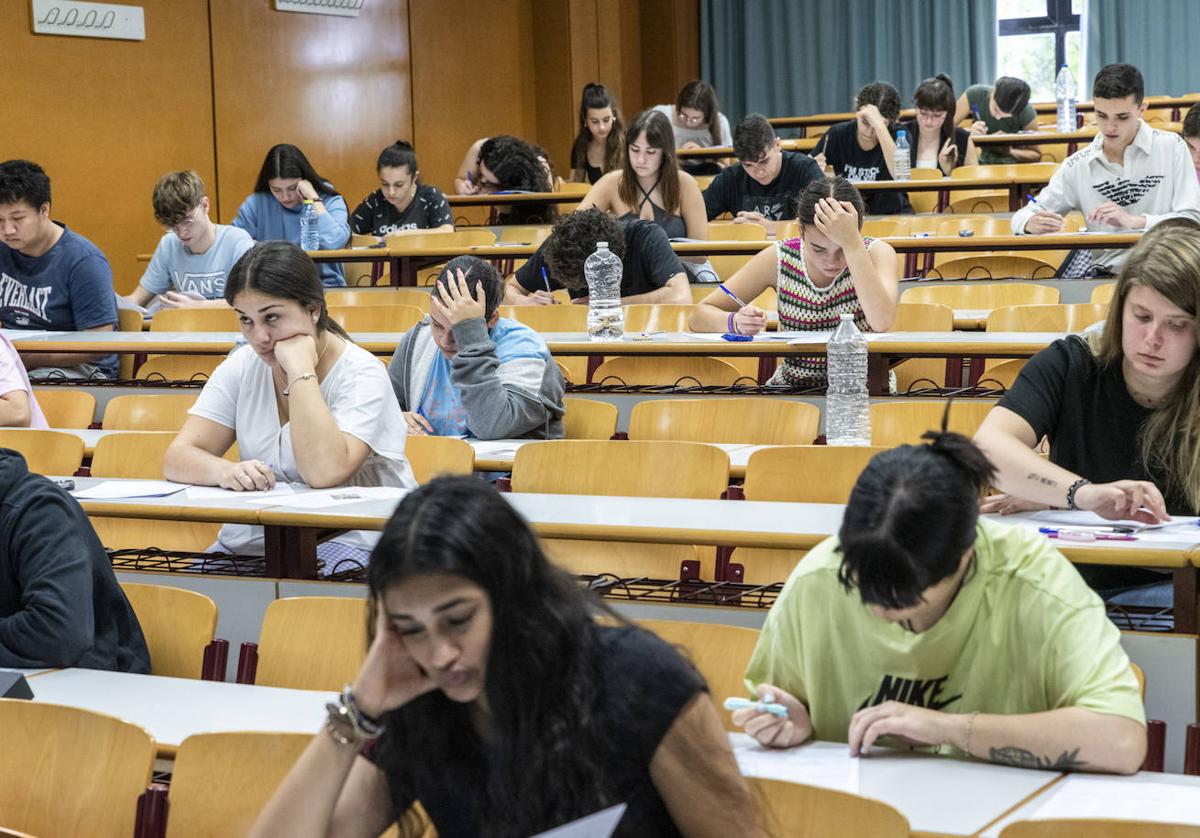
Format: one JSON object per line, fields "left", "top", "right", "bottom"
{"left": 417, "top": 353, "right": 469, "bottom": 437}
{"left": 138, "top": 224, "right": 254, "bottom": 299}
{"left": 232, "top": 191, "right": 350, "bottom": 287}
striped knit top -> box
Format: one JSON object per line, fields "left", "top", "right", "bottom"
{"left": 770, "top": 235, "right": 877, "bottom": 386}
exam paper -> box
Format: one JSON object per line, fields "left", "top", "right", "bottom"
{"left": 1028, "top": 776, "right": 1200, "bottom": 825}
{"left": 470, "top": 440, "right": 530, "bottom": 459}
{"left": 72, "top": 480, "right": 187, "bottom": 499}
{"left": 245, "top": 486, "right": 411, "bottom": 508}
{"left": 530, "top": 804, "right": 628, "bottom": 838}
{"left": 728, "top": 733, "right": 860, "bottom": 794}
{"left": 185, "top": 484, "right": 296, "bottom": 501}
{"left": 1027, "top": 510, "right": 1199, "bottom": 532}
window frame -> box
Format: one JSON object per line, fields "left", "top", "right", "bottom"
{"left": 997, "top": 0, "right": 1081, "bottom": 69}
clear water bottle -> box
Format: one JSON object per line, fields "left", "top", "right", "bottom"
{"left": 299, "top": 199, "right": 320, "bottom": 251}
{"left": 893, "top": 129, "right": 911, "bottom": 181}
{"left": 584, "top": 241, "right": 624, "bottom": 341}
{"left": 1055, "top": 65, "right": 1077, "bottom": 133}
{"left": 826, "top": 313, "right": 871, "bottom": 446}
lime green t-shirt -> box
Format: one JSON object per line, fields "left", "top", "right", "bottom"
{"left": 745, "top": 517, "right": 1145, "bottom": 752}
{"left": 965, "top": 83, "right": 1038, "bottom": 164}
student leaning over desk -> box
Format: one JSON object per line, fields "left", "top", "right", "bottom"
{"left": 735, "top": 431, "right": 1147, "bottom": 775}
{"left": 251, "top": 477, "right": 761, "bottom": 838}
{"left": 164, "top": 242, "right": 415, "bottom": 575}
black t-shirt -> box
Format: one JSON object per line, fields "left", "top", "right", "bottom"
{"left": 370, "top": 623, "right": 707, "bottom": 837}
{"left": 703, "top": 150, "right": 824, "bottom": 221}
{"left": 897, "top": 121, "right": 971, "bottom": 171}
{"left": 999, "top": 335, "right": 1193, "bottom": 515}
{"left": 514, "top": 219, "right": 684, "bottom": 300}
{"left": 813, "top": 120, "right": 913, "bottom": 215}
{"left": 350, "top": 185, "right": 453, "bottom": 236}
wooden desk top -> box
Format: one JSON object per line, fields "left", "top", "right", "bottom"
{"left": 445, "top": 192, "right": 586, "bottom": 207}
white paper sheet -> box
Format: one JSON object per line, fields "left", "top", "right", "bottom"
{"left": 1027, "top": 510, "right": 1200, "bottom": 532}
{"left": 246, "top": 486, "right": 411, "bottom": 508}
{"left": 728, "top": 733, "right": 860, "bottom": 794}
{"left": 1028, "top": 776, "right": 1200, "bottom": 825}
{"left": 530, "top": 804, "right": 628, "bottom": 838}
{"left": 184, "top": 484, "right": 297, "bottom": 501}
{"left": 470, "top": 440, "right": 531, "bottom": 459}
{"left": 71, "top": 480, "right": 187, "bottom": 499}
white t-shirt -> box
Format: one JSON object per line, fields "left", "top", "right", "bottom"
{"left": 189, "top": 341, "right": 416, "bottom": 554}
{"left": 652, "top": 104, "right": 734, "bottom": 148}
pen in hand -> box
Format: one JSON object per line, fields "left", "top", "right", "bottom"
{"left": 718, "top": 283, "right": 748, "bottom": 308}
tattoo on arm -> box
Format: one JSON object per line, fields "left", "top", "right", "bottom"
{"left": 1026, "top": 472, "right": 1057, "bottom": 488}
{"left": 988, "top": 746, "right": 1088, "bottom": 771}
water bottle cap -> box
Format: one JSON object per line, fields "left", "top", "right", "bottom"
{"left": 596, "top": 241, "right": 609, "bottom": 251}
{"left": 897, "top": 129, "right": 906, "bottom": 139}
{"left": 840, "top": 313, "right": 854, "bottom": 321}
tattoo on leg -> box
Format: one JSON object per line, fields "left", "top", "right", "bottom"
{"left": 988, "top": 746, "right": 1087, "bottom": 771}
{"left": 1025, "top": 473, "right": 1057, "bottom": 487}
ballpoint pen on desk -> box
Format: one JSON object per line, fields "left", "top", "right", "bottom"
{"left": 1042, "top": 529, "right": 1138, "bottom": 542}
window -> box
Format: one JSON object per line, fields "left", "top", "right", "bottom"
{"left": 997, "top": 0, "right": 1085, "bottom": 102}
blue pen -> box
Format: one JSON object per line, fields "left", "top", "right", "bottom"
{"left": 718, "top": 283, "right": 748, "bottom": 308}
{"left": 1039, "top": 525, "right": 1135, "bottom": 535}
{"left": 540, "top": 266, "right": 553, "bottom": 293}
{"left": 971, "top": 105, "right": 981, "bottom": 120}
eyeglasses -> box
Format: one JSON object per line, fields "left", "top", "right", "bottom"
{"left": 165, "top": 206, "right": 204, "bottom": 236}
{"left": 916, "top": 109, "right": 948, "bottom": 121}
{"left": 678, "top": 110, "right": 706, "bottom": 127}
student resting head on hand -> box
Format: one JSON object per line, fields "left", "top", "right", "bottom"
{"left": 735, "top": 428, "right": 1147, "bottom": 775}
{"left": 249, "top": 476, "right": 762, "bottom": 838}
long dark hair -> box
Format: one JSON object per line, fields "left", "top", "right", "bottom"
{"left": 224, "top": 241, "right": 350, "bottom": 340}
{"left": 837, "top": 425, "right": 994, "bottom": 609}
{"left": 913, "top": 74, "right": 958, "bottom": 160}
{"left": 676, "top": 79, "right": 722, "bottom": 145}
{"left": 618, "top": 109, "right": 681, "bottom": 216}
{"left": 368, "top": 477, "right": 624, "bottom": 837}
{"left": 252, "top": 144, "right": 337, "bottom": 197}
{"left": 570, "top": 83, "right": 625, "bottom": 179}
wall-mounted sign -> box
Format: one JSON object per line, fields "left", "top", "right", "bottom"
{"left": 275, "top": 0, "right": 364, "bottom": 18}
{"left": 31, "top": 0, "right": 145, "bottom": 41}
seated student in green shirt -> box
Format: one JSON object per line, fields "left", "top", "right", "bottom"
{"left": 735, "top": 430, "right": 1147, "bottom": 775}
{"left": 953, "top": 77, "right": 1041, "bottom": 164}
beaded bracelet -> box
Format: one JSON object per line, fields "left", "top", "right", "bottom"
{"left": 727, "top": 312, "right": 740, "bottom": 335}
{"left": 323, "top": 686, "right": 385, "bottom": 747}
{"left": 1066, "top": 478, "right": 1091, "bottom": 511}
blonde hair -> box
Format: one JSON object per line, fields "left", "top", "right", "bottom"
{"left": 152, "top": 170, "right": 205, "bottom": 227}
{"left": 1095, "top": 226, "right": 1200, "bottom": 510}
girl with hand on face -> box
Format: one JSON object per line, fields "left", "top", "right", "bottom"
{"left": 164, "top": 242, "right": 415, "bottom": 574}
{"left": 898, "top": 74, "right": 979, "bottom": 176}
{"left": 569, "top": 83, "right": 625, "bottom": 185}
{"left": 689, "top": 177, "right": 899, "bottom": 387}
{"left": 350, "top": 141, "right": 453, "bottom": 238}
{"left": 233, "top": 144, "right": 351, "bottom": 287}
{"left": 250, "top": 477, "right": 761, "bottom": 838}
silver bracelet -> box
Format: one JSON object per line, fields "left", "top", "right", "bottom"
{"left": 282, "top": 372, "right": 317, "bottom": 397}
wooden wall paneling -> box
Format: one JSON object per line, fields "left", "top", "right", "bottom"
{"left": 209, "top": 0, "right": 412, "bottom": 232}
{"left": 531, "top": 1, "right": 576, "bottom": 182}
{"left": 600, "top": 0, "right": 645, "bottom": 117}
{"left": 639, "top": 0, "right": 700, "bottom": 114}
{"left": 2, "top": 0, "right": 216, "bottom": 294}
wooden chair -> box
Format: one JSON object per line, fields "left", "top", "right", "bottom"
{"left": 906, "top": 166, "right": 943, "bottom": 214}
{"left": 135, "top": 354, "right": 225, "bottom": 381}
{"left": 928, "top": 216, "right": 1057, "bottom": 279}
{"left": 33, "top": 388, "right": 96, "bottom": 428}
{"left": 237, "top": 596, "right": 368, "bottom": 690}
{"left": 987, "top": 303, "right": 1108, "bottom": 333}
{"left": 749, "top": 776, "right": 910, "bottom": 838}
{"left": 102, "top": 393, "right": 198, "bottom": 431}
{"left": 511, "top": 440, "right": 730, "bottom": 579}
{"left": 405, "top": 434, "right": 475, "bottom": 483}
{"left": 121, "top": 582, "right": 224, "bottom": 680}
{"left": 149, "top": 307, "right": 239, "bottom": 332}
{"left": 628, "top": 398, "right": 820, "bottom": 445}
{"left": 497, "top": 225, "right": 552, "bottom": 245}
{"left": 870, "top": 400, "right": 998, "bottom": 447}
{"left": 0, "top": 699, "right": 156, "bottom": 838}
{"left": 638, "top": 619, "right": 760, "bottom": 730}
{"left": 325, "top": 288, "right": 433, "bottom": 311}
{"left": 709, "top": 253, "right": 755, "bottom": 282}
{"left": 593, "top": 356, "right": 744, "bottom": 387}
{"left": 328, "top": 304, "right": 424, "bottom": 333}
{"left": 562, "top": 397, "right": 618, "bottom": 439}
{"left": 0, "top": 429, "right": 83, "bottom": 474}
{"left": 707, "top": 221, "right": 768, "bottom": 241}
{"left": 901, "top": 282, "right": 1060, "bottom": 309}
{"left": 343, "top": 236, "right": 380, "bottom": 286}
{"left": 861, "top": 218, "right": 911, "bottom": 238}
{"left": 977, "top": 358, "right": 1027, "bottom": 389}
{"left": 1091, "top": 283, "right": 1117, "bottom": 306}
{"left": 622, "top": 303, "right": 696, "bottom": 333}
{"left": 733, "top": 445, "right": 889, "bottom": 584}
{"left": 118, "top": 307, "right": 144, "bottom": 378}
{"left": 497, "top": 304, "right": 589, "bottom": 332}
{"left": 1000, "top": 821, "right": 1200, "bottom": 838}
{"left": 891, "top": 302, "right": 954, "bottom": 391}
{"left": 388, "top": 228, "right": 496, "bottom": 249}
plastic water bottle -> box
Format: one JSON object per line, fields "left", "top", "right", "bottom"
{"left": 893, "top": 129, "right": 911, "bottom": 181}
{"left": 826, "top": 313, "right": 871, "bottom": 446}
{"left": 584, "top": 241, "right": 624, "bottom": 341}
{"left": 299, "top": 199, "right": 320, "bottom": 251}
{"left": 1055, "top": 65, "right": 1077, "bottom": 133}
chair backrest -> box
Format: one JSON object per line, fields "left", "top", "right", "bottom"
{"left": 622, "top": 304, "right": 695, "bottom": 333}
{"left": 861, "top": 218, "right": 910, "bottom": 238}
{"left": 118, "top": 307, "right": 145, "bottom": 377}
{"left": 628, "top": 398, "right": 820, "bottom": 445}
{"left": 1090, "top": 283, "right": 1117, "bottom": 306}
{"left": 1000, "top": 820, "right": 1200, "bottom": 838}
{"left": 593, "top": 356, "right": 742, "bottom": 386}
{"left": 135, "top": 354, "right": 225, "bottom": 381}
{"left": 497, "top": 225, "right": 552, "bottom": 245}
{"left": 0, "top": 699, "right": 156, "bottom": 838}
{"left": 0, "top": 429, "right": 83, "bottom": 474}
{"left": 749, "top": 776, "right": 910, "bottom": 838}
{"left": 328, "top": 304, "right": 425, "bottom": 333}
{"left": 928, "top": 254, "right": 1059, "bottom": 280}
{"left": 150, "top": 307, "right": 239, "bottom": 332}
{"left": 901, "top": 282, "right": 1060, "bottom": 308}
{"left": 891, "top": 302, "right": 953, "bottom": 331}
{"left": 325, "top": 288, "right": 433, "bottom": 311}
{"left": 906, "top": 167, "right": 943, "bottom": 214}
{"left": 511, "top": 439, "right": 730, "bottom": 499}
{"left": 165, "top": 731, "right": 311, "bottom": 838}
{"left": 743, "top": 445, "right": 890, "bottom": 503}
{"left": 638, "top": 619, "right": 759, "bottom": 728}
{"left": 389, "top": 228, "right": 496, "bottom": 248}
{"left": 987, "top": 303, "right": 1108, "bottom": 333}
{"left": 496, "top": 304, "right": 589, "bottom": 332}
{"left": 706, "top": 222, "right": 768, "bottom": 241}
{"left": 561, "top": 397, "right": 618, "bottom": 439}
{"left": 935, "top": 216, "right": 1006, "bottom": 238}
{"left": 102, "top": 393, "right": 198, "bottom": 431}
{"left": 870, "top": 400, "right": 997, "bottom": 447}
{"left": 91, "top": 431, "right": 179, "bottom": 478}
{"left": 255, "top": 596, "right": 369, "bottom": 690}
{"left": 33, "top": 389, "right": 96, "bottom": 428}
{"left": 121, "top": 582, "right": 217, "bottom": 679}
{"left": 405, "top": 434, "right": 475, "bottom": 483}
{"left": 978, "top": 358, "right": 1027, "bottom": 389}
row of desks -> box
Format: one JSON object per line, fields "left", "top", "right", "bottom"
{"left": 16, "top": 666, "right": 1198, "bottom": 836}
